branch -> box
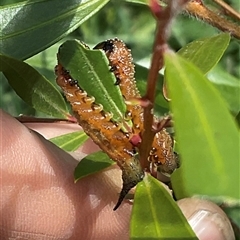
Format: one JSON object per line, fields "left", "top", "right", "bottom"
{"left": 139, "top": 0, "right": 189, "bottom": 170}
{"left": 212, "top": 0, "right": 240, "bottom": 22}
{"left": 184, "top": 0, "right": 240, "bottom": 40}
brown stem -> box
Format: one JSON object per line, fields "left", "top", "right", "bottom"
{"left": 140, "top": 0, "right": 189, "bottom": 170}
{"left": 212, "top": 0, "right": 240, "bottom": 21}
{"left": 184, "top": 0, "right": 240, "bottom": 39}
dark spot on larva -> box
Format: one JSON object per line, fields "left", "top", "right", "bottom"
{"left": 114, "top": 76, "right": 121, "bottom": 85}
{"left": 125, "top": 132, "right": 130, "bottom": 138}
{"left": 132, "top": 148, "right": 137, "bottom": 154}
{"left": 69, "top": 79, "right": 78, "bottom": 86}
{"left": 149, "top": 148, "right": 156, "bottom": 155}
{"left": 54, "top": 65, "right": 58, "bottom": 74}
{"left": 110, "top": 65, "right": 117, "bottom": 72}
{"left": 64, "top": 69, "right": 70, "bottom": 75}
{"left": 125, "top": 110, "right": 132, "bottom": 120}
{"left": 91, "top": 103, "right": 103, "bottom": 112}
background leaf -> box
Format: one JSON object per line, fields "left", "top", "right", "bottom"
{"left": 130, "top": 174, "right": 197, "bottom": 239}
{"left": 177, "top": 33, "right": 230, "bottom": 74}
{"left": 0, "top": 0, "right": 109, "bottom": 60}
{"left": 207, "top": 65, "right": 240, "bottom": 116}
{"left": 0, "top": 54, "right": 68, "bottom": 117}
{"left": 164, "top": 52, "right": 239, "bottom": 203}
{"left": 74, "top": 151, "right": 115, "bottom": 182}
{"left": 58, "top": 40, "right": 127, "bottom": 123}
{"left": 49, "top": 130, "right": 88, "bottom": 151}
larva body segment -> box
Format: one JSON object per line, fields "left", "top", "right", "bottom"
{"left": 55, "top": 63, "right": 144, "bottom": 210}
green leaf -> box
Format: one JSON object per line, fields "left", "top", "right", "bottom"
{"left": 135, "top": 64, "right": 169, "bottom": 115}
{"left": 58, "top": 40, "right": 127, "bottom": 123}
{"left": 207, "top": 65, "right": 240, "bottom": 116}
{"left": 164, "top": 52, "right": 239, "bottom": 203}
{"left": 0, "top": 54, "right": 68, "bottom": 117}
{"left": 177, "top": 33, "right": 230, "bottom": 74}
{"left": 25, "top": 42, "right": 62, "bottom": 82}
{"left": 49, "top": 130, "right": 88, "bottom": 151}
{"left": 74, "top": 151, "right": 115, "bottom": 182}
{"left": 0, "top": 0, "right": 109, "bottom": 60}
{"left": 130, "top": 174, "right": 197, "bottom": 239}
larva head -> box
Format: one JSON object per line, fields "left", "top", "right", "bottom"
{"left": 113, "top": 156, "right": 144, "bottom": 211}
{"left": 158, "top": 151, "right": 180, "bottom": 177}
{"left": 93, "top": 39, "right": 115, "bottom": 54}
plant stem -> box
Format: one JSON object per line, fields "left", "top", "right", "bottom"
{"left": 140, "top": 0, "right": 189, "bottom": 170}
{"left": 184, "top": 0, "right": 240, "bottom": 39}
{"left": 212, "top": 0, "right": 240, "bottom": 21}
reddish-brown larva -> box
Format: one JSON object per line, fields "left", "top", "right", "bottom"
{"left": 55, "top": 63, "right": 144, "bottom": 210}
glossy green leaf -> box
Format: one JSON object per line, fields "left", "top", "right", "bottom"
{"left": 58, "top": 40, "right": 127, "bottom": 123}
{"left": 49, "top": 130, "right": 88, "bottom": 151}
{"left": 74, "top": 151, "right": 115, "bottom": 182}
{"left": 164, "top": 52, "right": 239, "bottom": 203}
{"left": 0, "top": 54, "right": 68, "bottom": 117}
{"left": 0, "top": 0, "right": 109, "bottom": 60}
{"left": 207, "top": 65, "right": 240, "bottom": 116}
{"left": 135, "top": 64, "right": 169, "bottom": 115}
{"left": 130, "top": 174, "right": 197, "bottom": 239}
{"left": 177, "top": 33, "right": 230, "bottom": 74}
{"left": 25, "top": 42, "right": 62, "bottom": 82}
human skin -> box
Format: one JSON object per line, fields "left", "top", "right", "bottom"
{"left": 0, "top": 110, "right": 234, "bottom": 240}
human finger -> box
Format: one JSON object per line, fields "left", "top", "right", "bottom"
{"left": 0, "top": 110, "right": 131, "bottom": 240}
{"left": 178, "top": 198, "right": 235, "bottom": 240}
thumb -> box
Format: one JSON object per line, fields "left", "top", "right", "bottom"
{"left": 178, "top": 198, "right": 235, "bottom": 240}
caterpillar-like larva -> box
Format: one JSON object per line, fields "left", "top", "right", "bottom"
{"left": 94, "top": 38, "right": 179, "bottom": 175}
{"left": 94, "top": 38, "right": 143, "bottom": 136}
{"left": 55, "top": 62, "right": 144, "bottom": 210}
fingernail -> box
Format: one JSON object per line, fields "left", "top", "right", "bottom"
{"left": 188, "top": 210, "right": 230, "bottom": 240}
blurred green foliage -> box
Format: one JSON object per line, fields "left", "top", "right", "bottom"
{"left": 1, "top": 0, "right": 239, "bottom": 116}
